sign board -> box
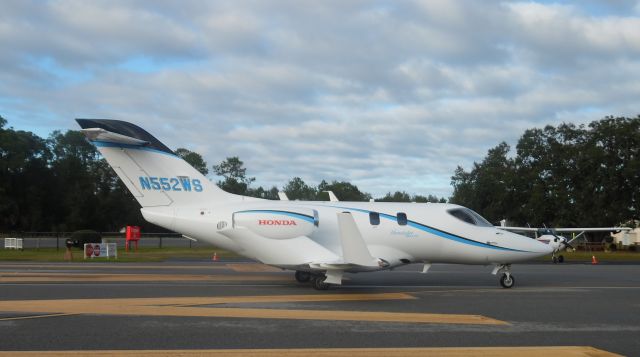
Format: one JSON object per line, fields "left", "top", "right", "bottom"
{"left": 4, "top": 238, "right": 23, "bottom": 250}
{"left": 84, "top": 243, "right": 117, "bottom": 259}
{"left": 126, "top": 226, "right": 141, "bottom": 241}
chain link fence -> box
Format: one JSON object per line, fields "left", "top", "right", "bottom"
{"left": 0, "top": 232, "right": 202, "bottom": 250}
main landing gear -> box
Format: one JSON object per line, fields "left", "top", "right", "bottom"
{"left": 310, "top": 275, "right": 330, "bottom": 290}
{"left": 294, "top": 270, "right": 331, "bottom": 290}
{"left": 492, "top": 264, "right": 515, "bottom": 289}
{"left": 294, "top": 271, "right": 311, "bottom": 283}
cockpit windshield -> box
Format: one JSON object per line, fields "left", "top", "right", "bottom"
{"left": 447, "top": 208, "right": 494, "bottom": 227}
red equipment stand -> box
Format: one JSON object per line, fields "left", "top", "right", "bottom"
{"left": 125, "top": 226, "right": 141, "bottom": 252}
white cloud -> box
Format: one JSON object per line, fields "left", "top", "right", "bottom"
{"left": 1, "top": 0, "right": 639, "bottom": 198}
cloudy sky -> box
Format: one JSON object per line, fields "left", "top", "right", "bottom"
{"left": 2, "top": 1, "right": 639, "bottom": 198}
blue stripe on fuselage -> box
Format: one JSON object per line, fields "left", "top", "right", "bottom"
{"left": 324, "top": 205, "right": 529, "bottom": 253}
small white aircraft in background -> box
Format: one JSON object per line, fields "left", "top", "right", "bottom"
{"left": 77, "top": 119, "right": 557, "bottom": 290}
{"left": 497, "top": 224, "right": 631, "bottom": 263}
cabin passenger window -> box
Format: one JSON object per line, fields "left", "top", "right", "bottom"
{"left": 313, "top": 210, "right": 319, "bottom": 227}
{"left": 369, "top": 212, "right": 380, "bottom": 225}
{"left": 397, "top": 212, "right": 407, "bottom": 226}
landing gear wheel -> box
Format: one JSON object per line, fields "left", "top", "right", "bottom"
{"left": 311, "top": 276, "right": 330, "bottom": 290}
{"left": 500, "top": 273, "right": 515, "bottom": 288}
{"left": 294, "top": 271, "right": 311, "bottom": 283}
{"left": 552, "top": 256, "right": 558, "bottom": 264}
{"left": 558, "top": 255, "right": 564, "bottom": 263}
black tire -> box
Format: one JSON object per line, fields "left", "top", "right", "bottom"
{"left": 500, "top": 273, "right": 515, "bottom": 288}
{"left": 295, "top": 271, "right": 311, "bottom": 283}
{"left": 311, "top": 276, "right": 330, "bottom": 290}
{"left": 552, "top": 256, "right": 558, "bottom": 264}
{"left": 558, "top": 255, "right": 564, "bottom": 263}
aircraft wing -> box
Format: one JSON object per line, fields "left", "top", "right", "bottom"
{"left": 336, "top": 211, "right": 380, "bottom": 267}
{"left": 552, "top": 227, "right": 631, "bottom": 232}
{"left": 496, "top": 226, "right": 538, "bottom": 232}
{"left": 497, "top": 226, "right": 631, "bottom": 233}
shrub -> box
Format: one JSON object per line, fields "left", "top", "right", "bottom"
{"left": 70, "top": 230, "right": 101, "bottom": 248}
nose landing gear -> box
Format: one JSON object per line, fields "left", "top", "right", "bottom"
{"left": 500, "top": 272, "right": 515, "bottom": 288}
{"left": 492, "top": 264, "right": 515, "bottom": 289}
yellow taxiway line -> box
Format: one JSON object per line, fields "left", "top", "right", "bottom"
{"left": 0, "top": 293, "right": 506, "bottom": 325}
{"left": 0, "top": 347, "right": 621, "bottom": 356}
{"left": 0, "top": 313, "right": 79, "bottom": 321}
{"left": 0, "top": 263, "right": 225, "bottom": 270}
{"left": 0, "top": 272, "right": 290, "bottom": 283}
{"left": 0, "top": 263, "right": 273, "bottom": 271}
{"left": 225, "top": 263, "right": 282, "bottom": 272}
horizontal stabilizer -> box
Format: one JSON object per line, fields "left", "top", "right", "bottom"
{"left": 81, "top": 128, "right": 149, "bottom": 146}
{"left": 76, "top": 119, "right": 174, "bottom": 155}
{"left": 337, "top": 212, "right": 378, "bottom": 267}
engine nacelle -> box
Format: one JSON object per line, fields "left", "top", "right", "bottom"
{"left": 232, "top": 208, "right": 318, "bottom": 239}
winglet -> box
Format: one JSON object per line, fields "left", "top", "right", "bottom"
{"left": 277, "top": 191, "right": 289, "bottom": 201}
{"left": 337, "top": 212, "right": 377, "bottom": 267}
{"left": 324, "top": 190, "right": 339, "bottom": 202}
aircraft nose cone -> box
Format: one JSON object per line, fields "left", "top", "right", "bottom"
{"left": 507, "top": 231, "right": 554, "bottom": 254}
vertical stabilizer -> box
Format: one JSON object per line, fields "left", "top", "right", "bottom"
{"left": 76, "top": 119, "right": 244, "bottom": 207}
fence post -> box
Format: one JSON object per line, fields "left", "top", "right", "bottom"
{"left": 159, "top": 236, "right": 163, "bottom": 249}
{"left": 56, "top": 232, "right": 59, "bottom": 251}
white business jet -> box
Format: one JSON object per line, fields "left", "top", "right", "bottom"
{"left": 77, "top": 119, "right": 555, "bottom": 290}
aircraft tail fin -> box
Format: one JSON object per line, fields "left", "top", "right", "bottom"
{"left": 76, "top": 119, "right": 241, "bottom": 208}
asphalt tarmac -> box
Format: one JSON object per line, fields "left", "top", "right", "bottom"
{"left": 0, "top": 260, "right": 638, "bottom": 356}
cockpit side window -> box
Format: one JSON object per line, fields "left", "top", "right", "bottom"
{"left": 369, "top": 212, "right": 380, "bottom": 225}
{"left": 448, "top": 208, "right": 475, "bottom": 225}
{"left": 447, "top": 208, "right": 493, "bottom": 227}
{"left": 467, "top": 209, "right": 493, "bottom": 227}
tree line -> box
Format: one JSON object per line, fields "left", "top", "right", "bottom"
{"left": 0, "top": 116, "right": 444, "bottom": 232}
{"left": 2, "top": 115, "right": 637, "bottom": 232}
{"left": 450, "top": 115, "right": 640, "bottom": 228}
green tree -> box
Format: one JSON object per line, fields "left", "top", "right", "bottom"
{"left": 377, "top": 191, "right": 412, "bottom": 202}
{"left": 246, "top": 185, "right": 279, "bottom": 200}
{"left": 46, "top": 130, "right": 146, "bottom": 232}
{"left": 175, "top": 148, "right": 209, "bottom": 175}
{"left": 452, "top": 115, "right": 640, "bottom": 229}
{"left": 212, "top": 157, "right": 255, "bottom": 195}
{"left": 317, "top": 180, "right": 371, "bottom": 201}
{"left": 0, "top": 124, "right": 52, "bottom": 230}
{"left": 283, "top": 177, "right": 317, "bottom": 201}
{"left": 47, "top": 130, "right": 106, "bottom": 231}
{"left": 581, "top": 116, "right": 640, "bottom": 226}
{"left": 413, "top": 194, "right": 445, "bottom": 203}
